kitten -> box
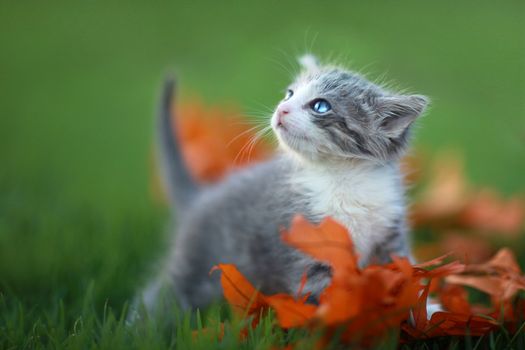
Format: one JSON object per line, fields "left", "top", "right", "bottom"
{"left": 138, "top": 55, "right": 428, "bottom": 314}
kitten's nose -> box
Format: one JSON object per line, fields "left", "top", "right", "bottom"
{"left": 277, "top": 107, "right": 290, "bottom": 126}
{"left": 278, "top": 107, "right": 290, "bottom": 118}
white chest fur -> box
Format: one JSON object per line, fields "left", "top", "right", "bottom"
{"left": 290, "top": 160, "right": 406, "bottom": 262}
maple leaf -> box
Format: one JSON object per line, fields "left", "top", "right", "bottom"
{"left": 211, "top": 264, "right": 316, "bottom": 330}
{"left": 403, "top": 311, "right": 498, "bottom": 339}
{"left": 264, "top": 294, "right": 317, "bottom": 328}
{"left": 446, "top": 248, "right": 525, "bottom": 302}
{"left": 439, "top": 284, "right": 472, "bottom": 314}
{"left": 403, "top": 282, "right": 497, "bottom": 339}
{"left": 281, "top": 215, "right": 359, "bottom": 283}
{"left": 210, "top": 264, "right": 266, "bottom": 317}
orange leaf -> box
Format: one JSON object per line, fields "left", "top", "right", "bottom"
{"left": 404, "top": 312, "right": 497, "bottom": 339}
{"left": 281, "top": 215, "right": 358, "bottom": 282}
{"left": 413, "top": 281, "right": 431, "bottom": 329}
{"left": 481, "top": 248, "right": 521, "bottom": 273}
{"left": 404, "top": 283, "right": 497, "bottom": 339}
{"left": 417, "top": 261, "right": 466, "bottom": 279}
{"left": 210, "top": 264, "right": 266, "bottom": 316}
{"left": 439, "top": 284, "right": 471, "bottom": 314}
{"left": 413, "top": 252, "right": 455, "bottom": 269}
{"left": 265, "top": 294, "right": 317, "bottom": 328}
{"left": 441, "top": 233, "right": 494, "bottom": 264}
{"left": 460, "top": 190, "right": 525, "bottom": 236}
{"left": 212, "top": 264, "right": 317, "bottom": 329}
{"left": 445, "top": 248, "right": 525, "bottom": 302}
{"left": 427, "top": 312, "right": 497, "bottom": 337}
{"left": 317, "top": 279, "right": 363, "bottom": 324}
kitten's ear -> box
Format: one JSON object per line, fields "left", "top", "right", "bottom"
{"left": 375, "top": 94, "right": 429, "bottom": 137}
{"left": 298, "top": 54, "right": 320, "bottom": 72}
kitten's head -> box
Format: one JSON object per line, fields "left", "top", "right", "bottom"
{"left": 271, "top": 55, "right": 429, "bottom": 163}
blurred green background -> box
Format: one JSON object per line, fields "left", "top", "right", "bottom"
{"left": 1, "top": 0, "right": 524, "bottom": 319}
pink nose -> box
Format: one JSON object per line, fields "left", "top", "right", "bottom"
{"left": 278, "top": 107, "right": 290, "bottom": 118}
{"left": 277, "top": 107, "right": 290, "bottom": 126}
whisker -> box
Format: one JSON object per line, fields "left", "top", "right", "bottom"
{"left": 272, "top": 47, "right": 298, "bottom": 77}
{"left": 245, "top": 126, "right": 273, "bottom": 162}
{"left": 243, "top": 113, "right": 272, "bottom": 121}
{"left": 233, "top": 125, "right": 272, "bottom": 165}
{"left": 226, "top": 123, "right": 269, "bottom": 149}
{"left": 245, "top": 100, "right": 276, "bottom": 114}
{"left": 233, "top": 128, "right": 261, "bottom": 164}
{"left": 264, "top": 55, "right": 296, "bottom": 80}
{"left": 302, "top": 28, "right": 319, "bottom": 57}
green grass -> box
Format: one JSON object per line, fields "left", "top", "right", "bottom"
{"left": 1, "top": 0, "right": 524, "bottom": 348}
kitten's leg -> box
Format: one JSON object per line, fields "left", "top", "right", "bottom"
{"left": 127, "top": 274, "right": 185, "bottom": 325}
{"left": 372, "top": 222, "right": 413, "bottom": 265}
{"left": 298, "top": 262, "right": 332, "bottom": 303}
{"left": 127, "top": 277, "right": 165, "bottom": 324}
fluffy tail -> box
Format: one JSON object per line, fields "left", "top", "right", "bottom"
{"left": 157, "top": 77, "right": 199, "bottom": 214}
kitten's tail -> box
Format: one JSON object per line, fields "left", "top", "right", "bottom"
{"left": 157, "top": 77, "right": 199, "bottom": 213}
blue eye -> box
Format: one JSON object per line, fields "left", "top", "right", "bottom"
{"left": 284, "top": 89, "right": 293, "bottom": 100}
{"left": 311, "top": 99, "right": 331, "bottom": 113}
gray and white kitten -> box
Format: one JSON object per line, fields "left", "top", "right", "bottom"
{"left": 138, "top": 56, "right": 428, "bottom": 314}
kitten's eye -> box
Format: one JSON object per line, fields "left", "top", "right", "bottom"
{"left": 311, "top": 99, "right": 331, "bottom": 114}
{"left": 284, "top": 89, "right": 294, "bottom": 100}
